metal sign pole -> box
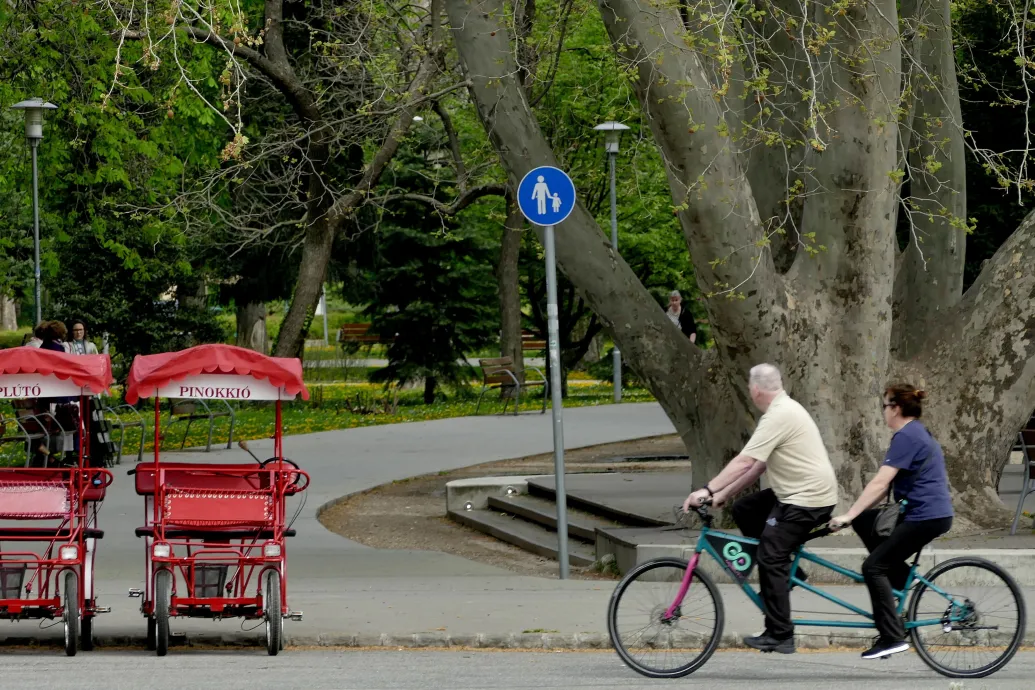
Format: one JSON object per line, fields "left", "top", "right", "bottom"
{"left": 517, "top": 165, "right": 575, "bottom": 581}
{"left": 544, "top": 223, "right": 569, "bottom": 579}
{"left": 609, "top": 151, "right": 621, "bottom": 403}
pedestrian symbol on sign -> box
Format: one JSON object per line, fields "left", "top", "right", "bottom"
{"left": 518, "top": 166, "right": 576, "bottom": 226}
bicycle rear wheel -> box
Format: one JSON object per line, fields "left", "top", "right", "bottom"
{"left": 607, "top": 557, "right": 724, "bottom": 678}
{"left": 908, "top": 556, "right": 1026, "bottom": 678}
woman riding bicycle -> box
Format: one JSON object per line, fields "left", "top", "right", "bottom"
{"left": 830, "top": 384, "right": 953, "bottom": 660}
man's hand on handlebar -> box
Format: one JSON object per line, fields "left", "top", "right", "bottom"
{"left": 683, "top": 489, "right": 712, "bottom": 513}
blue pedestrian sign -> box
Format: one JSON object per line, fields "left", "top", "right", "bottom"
{"left": 517, "top": 166, "right": 576, "bottom": 226}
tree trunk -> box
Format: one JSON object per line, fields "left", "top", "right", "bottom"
{"left": 891, "top": 0, "right": 967, "bottom": 359}
{"left": 0, "top": 295, "right": 17, "bottom": 331}
{"left": 274, "top": 217, "right": 335, "bottom": 358}
{"left": 236, "top": 301, "right": 268, "bottom": 353}
{"left": 499, "top": 193, "right": 524, "bottom": 389}
{"left": 424, "top": 376, "right": 437, "bottom": 405}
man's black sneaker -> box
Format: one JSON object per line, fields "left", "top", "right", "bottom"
{"left": 861, "top": 637, "right": 909, "bottom": 659}
{"left": 790, "top": 567, "right": 809, "bottom": 589}
{"left": 743, "top": 633, "right": 795, "bottom": 654}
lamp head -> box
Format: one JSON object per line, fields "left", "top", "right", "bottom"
{"left": 593, "top": 121, "right": 630, "bottom": 153}
{"left": 11, "top": 98, "right": 58, "bottom": 140}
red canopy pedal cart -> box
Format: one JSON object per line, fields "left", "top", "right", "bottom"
{"left": 124, "top": 344, "right": 310, "bottom": 656}
{"left": 0, "top": 348, "right": 115, "bottom": 655}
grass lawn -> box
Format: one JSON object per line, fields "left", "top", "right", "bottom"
{"left": 0, "top": 383, "right": 654, "bottom": 466}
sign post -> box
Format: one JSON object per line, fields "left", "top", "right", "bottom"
{"left": 517, "top": 166, "right": 576, "bottom": 579}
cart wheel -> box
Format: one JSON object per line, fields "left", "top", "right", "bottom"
{"left": 155, "top": 570, "right": 172, "bottom": 657}
{"left": 63, "top": 571, "right": 79, "bottom": 657}
{"left": 146, "top": 616, "right": 157, "bottom": 651}
{"left": 81, "top": 615, "right": 94, "bottom": 651}
{"left": 265, "top": 571, "right": 282, "bottom": 656}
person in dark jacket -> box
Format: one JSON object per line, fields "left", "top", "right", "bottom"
{"left": 666, "top": 290, "right": 698, "bottom": 344}
{"left": 39, "top": 320, "right": 68, "bottom": 352}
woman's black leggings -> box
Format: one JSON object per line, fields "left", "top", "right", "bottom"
{"left": 852, "top": 510, "right": 953, "bottom": 641}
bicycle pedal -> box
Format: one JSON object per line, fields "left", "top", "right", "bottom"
{"left": 127, "top": 588, "right": 144, "bottom": 598}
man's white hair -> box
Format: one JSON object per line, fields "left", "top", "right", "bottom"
{"left": 749, "top": 363, "right": 783, "bottom": 393}
{"left": 669, "top": 290, "right": 681, "bottom": 299}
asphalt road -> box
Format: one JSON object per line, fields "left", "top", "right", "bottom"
{"left": 0, "top": 650, "right": 1031, "bottom": 689}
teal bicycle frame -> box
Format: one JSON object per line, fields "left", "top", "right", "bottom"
{"left": 664, "top": 522, "right": 967, "bottom": 631}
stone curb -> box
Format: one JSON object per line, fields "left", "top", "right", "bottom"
{"left": 8, "top": 630, "right": 1034, "bottom": 650}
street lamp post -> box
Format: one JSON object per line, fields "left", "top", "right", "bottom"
{"left": 593, "top": 121, "right": 629, "bottom": 403}
{"left": 11, "top": 98, "right": 58, "bottom": 326}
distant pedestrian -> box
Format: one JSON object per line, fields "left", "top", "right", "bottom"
{"left": 66, "top": 320, "right": 99, "bottom": 355}
{"left": 666, "top": 290, "right": 698, "bottom": 345}
{"left": 24, "top": 321, "right": 48, "bottom": 348}
{"left": 39, "top": 320, "right": 68, "bottom": 353}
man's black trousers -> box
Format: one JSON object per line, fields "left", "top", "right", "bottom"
{"left": 731, "top": 489, "right": 833, "bottom": 640}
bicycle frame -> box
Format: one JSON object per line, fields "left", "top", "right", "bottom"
{"left": 666, "top": 523, "right": 968, "bottom": 631}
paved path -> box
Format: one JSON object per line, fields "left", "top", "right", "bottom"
{"left": 3, "top": 403, "right": 677, "bottom": 645}
{"left": 2, "top": 650, "right": 1033, "bottom": 689}
{"left": 5, "top": 401, "right": 1033, "bottom": 651}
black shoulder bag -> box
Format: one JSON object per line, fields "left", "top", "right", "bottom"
{"left": 873, "top": 448, "right": 932, "bottom": 538}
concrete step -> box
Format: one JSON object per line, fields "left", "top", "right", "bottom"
{"left": 447, "top": 508, "right": 596, "bottom": 567}
{"left": 487, "top": 494, "right": 620, "bottom": 542}
{"left": 526, "top": 475, "right": 674, "bottom": 527}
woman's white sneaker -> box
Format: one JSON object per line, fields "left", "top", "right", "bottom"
{"left": 861, "top": 637, "right": 910, "bottom": 659}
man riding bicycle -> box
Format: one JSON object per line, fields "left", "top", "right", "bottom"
{"left": 683, "top": 363, "right": 837, "bottom": 654}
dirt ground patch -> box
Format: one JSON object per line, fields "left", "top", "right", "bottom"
{"left": 318, "top": 435, "right": 688, "bottom": 579}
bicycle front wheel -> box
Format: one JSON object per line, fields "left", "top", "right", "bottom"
{"left": 607, "top": 556, "right": 724, "bottom": 678}
{"left": 908, "top": 556, "right": 1026, "bottom": 679}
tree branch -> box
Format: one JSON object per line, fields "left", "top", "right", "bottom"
{"left": 432, "top": 99, "right": 468, "bottom": 192}
{"left": 328, "top": 0, "right": 444, "bottom": 222}
{"left": 597, "top": 0, "right": 781, "bottom": 369}
{"left": 118, "top": 25, "right": 321, "bottom": 123}
{"left": 377, "top": 183, "right": 507, "bottom": 215}
{"left": 528, "top": 0, "right": 575, "bottom": 107}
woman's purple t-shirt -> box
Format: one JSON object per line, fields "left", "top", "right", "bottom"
{"left": 883, "top": 421, "right": 954, "bottom": 522}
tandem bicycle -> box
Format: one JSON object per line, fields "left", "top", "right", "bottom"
{"left": 607, "top": 502, "right": 1025, "bottom": 679}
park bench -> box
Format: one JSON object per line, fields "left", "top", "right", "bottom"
{"left": 0, "top": 409, "right": 47, "bottom": 467}
{"left": 1010, "top": 415, "right": 1035, "bottom": 534}
{"left": 104, "top": 402, "right": 147, "bottom": 463}
{"left": 6, "top": 400, "right": 71, "bottom": 466}
{"left": 337, "top": 323, "right": 397, "bottom": 344}
{"left": 521, "top": 330, "right": 546, "bottom": 354}
{"left": 165, "top": 398, "right": 235, "bottom": 453}
{"left": 475, "top": 356, "right": 547, "bottom": 416}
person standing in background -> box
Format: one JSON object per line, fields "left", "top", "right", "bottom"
{"left": 666, "top": 290, "right": 698, "bottom": 345}
{"left": 39, "top": 321, "right": 68, "bottom": 352}
{"left": 24, "top": 321, "right": 48, "bottom": 347}
{"left": 66, "top": 320, "right": 99, "bottom": 355}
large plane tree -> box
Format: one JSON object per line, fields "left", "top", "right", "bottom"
{"left": 446, "top": 0, "right": 1035, "bottom": 526}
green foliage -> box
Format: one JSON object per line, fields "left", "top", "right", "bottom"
{"left": 952, "top": 0, "right": 1035, "bottom": 288}
{"left": 0, "top": 3, "right": 228, "bottom": 372}
{"left": 360, "top": 217, "right": 499, "bottom": 402}
{"left": 343, "top": 139, "right": 500, "bottom": 402}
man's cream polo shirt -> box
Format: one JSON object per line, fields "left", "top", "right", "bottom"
{"left": 741, "top": 391, "right": 838, "bottom": 508}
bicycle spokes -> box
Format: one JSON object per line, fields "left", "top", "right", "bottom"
{"left": 608, "top": 558, "right": 723, "bottom": 678}
{"left": 910, "top": 559, "right": 1025, "bottom": 679}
